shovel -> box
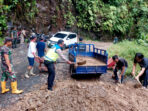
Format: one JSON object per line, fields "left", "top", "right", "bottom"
{"left": 38, "top": 57, "right": 87, "bottom": 66}
{"left": 57, "top": 60, "right": 86, "bottom": 66}
{"left": 132, "top": 76, "right": 142, "bottom": 88}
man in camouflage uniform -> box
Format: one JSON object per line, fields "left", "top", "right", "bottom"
{"left": 11, "top": 26, "right": 18, "bottom": 48}
{"left": 1, "top": 37, "right": 23, "bottom": 94}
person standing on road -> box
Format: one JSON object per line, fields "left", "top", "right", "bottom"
{"left": 79, "top": 37, "right": 83, "bottom": 44}
{"left": 36, "top": 37, "right": 46, "bottom": 71}
{"left": 76, "top": 37, "right": 86, "bottom": 52}
{"left": 43, "top": 39, "right": 72, "bottom": 91}
{"left": 0, "top": 37, "right": 23, "bottom": 94}
{"left": 25, "top": 36, "right": 38, "bottom": 78}
{"left": 112, "top": 55, "right": 128, "bottom": 83}
{"left": 20, "top": 27, "right": 27, "bottom": 44}
{"left": 17, "top": 27, "right": 22, "bottom": 44}
{"left": 11, "top": 26, "right": 18, "bottom": 48}
{"left": 132, "top": 53, "right": 148, "bottom": 88}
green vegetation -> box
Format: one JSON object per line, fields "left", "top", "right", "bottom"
{"left": 0, "top": 0, "right": 148, "bottom": 42}
{"left": 76, "top": 0, "right": 99, "bottom": 31}
{"left": 74, "top": 0, "right": 148, "bottom": 40}
{"left": 64, "top": 0, "right": 76, "bottom": 28}
{"left": 0, "top": 0, "right": 37, "bottom": 37}
{"left": 108, "top": 40, "right": 148, "bottom": 75}
{"left": 64, "top": 11, "right": 76, "bottom": 27}
{"left": 0, "top": 37, "right": 4, "bottom": 46}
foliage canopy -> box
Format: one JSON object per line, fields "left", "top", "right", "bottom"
{"left": 0, "top": 0, "right": 148, "bottom": 41}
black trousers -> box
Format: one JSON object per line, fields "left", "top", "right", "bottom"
{"left": 44, "top": 60, "right": 55, "bottom": 90}
{"left": 139, "top": 69, "right": 148, "bottom": 87}
{"left": 12, "top": 38, "right": 17, "bottom": 48}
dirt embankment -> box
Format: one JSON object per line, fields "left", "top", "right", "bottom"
{"left": 13, "top": 0, "right": 76, "bottom": 34}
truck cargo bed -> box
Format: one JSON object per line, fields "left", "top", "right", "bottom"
{"left": 69, "top": 44, "right": 108, "bottom": 75}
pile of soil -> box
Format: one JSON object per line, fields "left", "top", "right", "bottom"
{"left": 76, "top": 56, "right": 106, "bottom": 66}
{"left": 1, "top": 78, "right": 148, "bottom": 111}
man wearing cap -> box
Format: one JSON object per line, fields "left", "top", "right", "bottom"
{"left": 79, "top": 37, "right": 83, "bottom": 44}
{"left": 25, "top": 36, "right": 38, "bottom": 78}
{"left": 78, "top": 37, "right": 86, "bottom": 52}
{"left": 43, "top": 39, "right": 72, "bottom": 91}
{"left": 36, "top": 37, "right": 46, "bottom": 71}
{"left": 1, "top": 37, "right": 23, "bottom": 94}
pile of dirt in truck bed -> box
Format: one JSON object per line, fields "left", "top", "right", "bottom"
{"left": 1, "top": 77, "right": 148, "bottom": 111}
{"left": 76, "top": 56, "right": 106, "bottom": 66}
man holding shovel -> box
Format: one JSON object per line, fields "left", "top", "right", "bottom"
{"left": 112, "top": 55, "right": 128, "bottom": 83}
{"left": 132, "top": 53, "right": 148, "bottom": 88}
{"left": 43, "top": 40, "right": 72, "bottom": 91}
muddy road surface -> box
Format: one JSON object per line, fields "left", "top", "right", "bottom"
{"left": 0, "top": 41, "right": 148, "bottom": 111}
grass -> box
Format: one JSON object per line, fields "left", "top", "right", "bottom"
{"left": 0, "top": 37, "right": 4, "bottom": 46}
{"left": 108, "top": 40, "right": 148, "bottom": 75}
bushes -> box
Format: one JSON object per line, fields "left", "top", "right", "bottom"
{"left": 108, "top": 40, "right": 148, "bottom": 75}
{"left": 74, "top": 0, "right": 148, "bottom": 39}
{"left": 0, "top": 0, "right": 148, "bottom": 40}
{"left": 63, "top": 0, "right": 76, "bottom": 28}
{"left": 0, "top": 38, "right": 4, "bottom": 46}
{"left": 0, "top": 0, "right": 37, "bottom": 37}
{"left": 100, "top": 4, "right": 134, "bottom": 37}
{"left": 76, "top": 0, "right": 100, "bottom": 31}
{"left": 0, "top": 0, "right": 10, "bottom": 37}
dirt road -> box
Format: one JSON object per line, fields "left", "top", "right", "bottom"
{"left": 0, "top": 41, "right": 148, "bottom": 111}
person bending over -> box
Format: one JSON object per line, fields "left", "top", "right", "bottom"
{"left": 132, "top": 53, "right": 148, "bottom": 88}
{"left": 112, "top": 55, "right": 128, "bottom": 83}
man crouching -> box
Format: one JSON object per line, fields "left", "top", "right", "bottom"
{"left": 112, "top": 55, "right": 128, "bottom": 83}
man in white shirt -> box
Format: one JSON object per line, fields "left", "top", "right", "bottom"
{"left": 25, "top": 36, "right": 38, "bottom": 78}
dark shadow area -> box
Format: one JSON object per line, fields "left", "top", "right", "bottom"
{"left": 71, "top": 74, "right": 102, "bottom": 80}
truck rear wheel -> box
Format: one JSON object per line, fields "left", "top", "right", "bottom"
{"left": 96, "top": 74, "right": 102, "bottom": 79}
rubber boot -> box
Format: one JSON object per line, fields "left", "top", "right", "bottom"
{"left": 25, "top": 69, "right": 30, "bottom": 78}
{"left": 29, "top": 68, "right": 36, "bottom": 76}
{"left": 1, "top": 81, "right": 10, "bottom": 94}
{"left": 11, "top": 81, "right": 23, "bottom": 94}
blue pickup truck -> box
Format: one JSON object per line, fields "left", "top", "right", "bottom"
{"left": 69, "top": 44, "right": 108, "bottom": 76}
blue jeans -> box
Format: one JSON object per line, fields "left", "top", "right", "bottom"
{"left": 139, "top": 69, "right": 148, "bottom": 87}
{"left": 114, "top": 67, "right": 127, "bottom": 83}
{"left": 44, "top": 60, "right": 55, "bottom": 90}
